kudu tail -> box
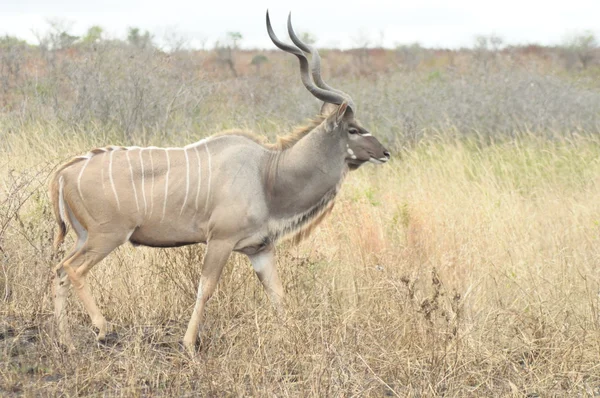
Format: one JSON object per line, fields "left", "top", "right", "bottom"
{"left": 50, "top": 173, "right": 68, "bottom": 250}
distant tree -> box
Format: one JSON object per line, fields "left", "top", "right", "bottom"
{"left": 81, "top": 26, "right": 103, "bottom": 45}
{"left": 251, "top": 54, "right": 268, "bottom": 74}
{"left": 58, "top": 32, "right": 78, "bottom": 49}
{"left": 127, "top": 27, "right": 153, "bottom": 49}
{"left": 489, "top": 35, "right": 504, "bottom": 51}
{"left": 563, "top": 31, "right": 598, "bottom": 69}
{"left": 0, "top": 35, "right": 28, "bottom": 104}
{"left": 0, "top": 35, "right": 27, "bottom": 48}
{"left": 196, "top": 36, "right": 209, "bottom": 51}
{"left": 474, "top": 35, "right": 486, "bottom": 50}
{"left": 299, "top": 31, "right": 317, "bottom": 46}
{"left": 351, "top": 28, "right": 371, "bottom": 49}
{"left": 35, "top": 18, "right": 78, "bottom": 50}
{"left": 162, "top": 27, "right": 189, "bottom": 52}
{"left": 473, "top": 34, "right": 504, "bottom": 68}
{"left": 215, "top": 31, "right": 243, "bottom": 77}
{"left": 376, "top": 29, "right": 385, "bottom": 48}
{"left": 395, "top": 42, "right": 425, "bottom": 70}
{"left": 473, "top": 34, "right": 504, "bottom": 51}
{"left": 226, "top": 31, "right": 243, "bottom": 48}
{"left": 351, "top": 28, "right": 371, "bottom": 71}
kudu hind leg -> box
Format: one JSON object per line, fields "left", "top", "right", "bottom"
{"left": 54, "top": 246, "right": 78, "bottom": 349}
{"left": 61, "top": 233, "right": 124, "bottom": 342}
{"left": 54, "top": 229, "right": 87, "bottom": 349}
{"left": 183, "top": 239, "right": 234, "bottom": 355}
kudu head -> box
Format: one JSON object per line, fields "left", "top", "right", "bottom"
{"left": 266, "top": 11, "right": 390, "bottom": 170}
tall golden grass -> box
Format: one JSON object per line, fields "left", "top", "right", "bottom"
{"left": 1, "top": 123, "right": 599, "bottom": 396}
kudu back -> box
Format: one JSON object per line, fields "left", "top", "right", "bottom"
{"left": 49, "top": 12, "right": 390, "bottom": 354}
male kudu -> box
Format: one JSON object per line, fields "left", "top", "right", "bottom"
{"left": 49, "top": 12, "right": 390, "bottom": 354}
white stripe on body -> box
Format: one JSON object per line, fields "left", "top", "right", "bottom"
{"left": 184, "top": 137, "right": 210, "bottom": 150}
{"left": 109, "top": 150, "right": 121, "bottom": 210}
{"left": 100, "top": 152, "right": 106, "bottom": 196}
{"left": 139, "top": 149, "right": 148, "bottom": 216}
{"left": 58, "top": 176, "right": 67, "bottom": 223}
{"left": 76, "top": 156, "right": 92, "bottom": 200}
{"left": 180, "top": 148, "right": 190, "bottom": 216}
{"left": 193, "top": 146, "right": 202, "bottom": 211}
{"left": 161, "top": 149, "right": 171, "bottom": 222}
{"left": 204, "top": 143, "right": 212, "bottom": 214}
{"left": 149, "top": 149, "right": 155, "bottom": 218}
{"left": 126, "top": 150, "right": 140, "bottom": 213}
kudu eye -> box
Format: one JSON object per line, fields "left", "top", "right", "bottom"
{"left": 348, "top": 128, "right": 359, "bottom": 135}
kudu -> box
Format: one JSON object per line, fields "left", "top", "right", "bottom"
{"left": 49, "top": 12, "right": 390, "bottom": 354}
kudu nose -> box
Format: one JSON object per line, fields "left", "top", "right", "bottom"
{"left": 384, "top": 151, "right": 391, "bottom": 159}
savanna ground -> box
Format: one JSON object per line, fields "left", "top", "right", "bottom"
{"left": 1, "top": 35, "right": 600, "bottom": 396}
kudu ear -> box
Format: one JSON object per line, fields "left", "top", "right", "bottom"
{"left": 335, "top": 101, "right": 353, "bottom": 125}
{"left": 320, "top": 102, "right": 338, "bottom": 116}
{"left": 321, "top": 101, "right": 354, "bottom": 127}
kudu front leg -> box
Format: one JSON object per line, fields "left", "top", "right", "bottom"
{"left": 249, "top": 249, "right": 285, "bottom": 316}
{"left": 183, "top": 239, "right": 234, "bottom": 356}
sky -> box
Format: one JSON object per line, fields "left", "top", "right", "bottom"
{"left": 1, "top": 0, "right": 599, "bottom": 49}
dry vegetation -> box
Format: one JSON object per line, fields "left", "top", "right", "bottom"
{"left": 1, "top": 33, "right": 600, "bottom": 396}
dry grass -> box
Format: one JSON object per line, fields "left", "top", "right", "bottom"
{"left": 2, "top": 124, "right": 600, "bottom": 396}
{"left": 1, "top": 38, "right": 600, "bottom": 396}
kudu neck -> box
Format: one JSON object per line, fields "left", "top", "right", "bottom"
{"left": 266, "top": 123, "right": 347, "bottom": 217}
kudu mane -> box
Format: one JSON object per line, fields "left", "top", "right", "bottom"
{"left": 201, "top": 114, "right": 328, "bottom": 151}
{"left": 60, "top": 116, "right": 327, "bottom": 169}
